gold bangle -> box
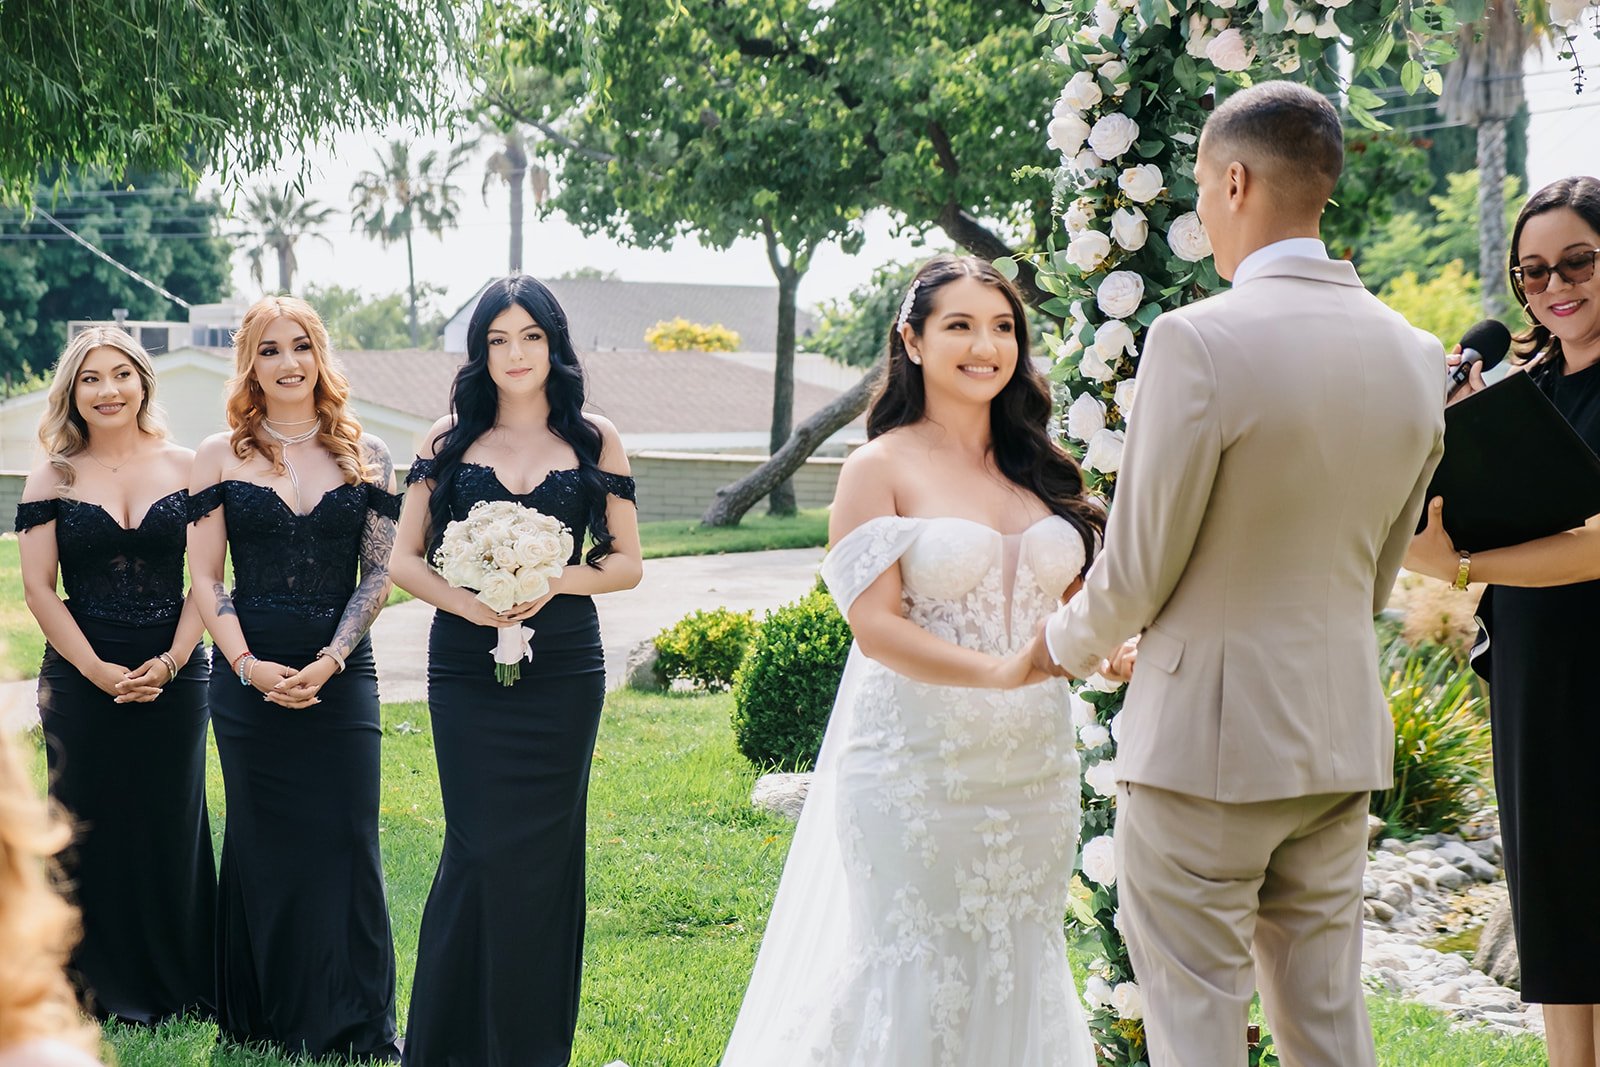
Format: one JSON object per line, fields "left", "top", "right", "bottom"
{"left": 1452, "top": 551, "right": 1472, "bottom": 591}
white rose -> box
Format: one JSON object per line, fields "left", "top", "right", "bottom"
{"left": 1289, "top": 10, "right": 1315, "bottom": 32}
{"left": 514, "top": 571, "right": 552, "bottom": 602}
{"left": 1086, "top": 670, "right": 1125, "bottom": 692}
{"left": 1109, "top": 710, "right": 1124, "bottom": 742}
{"left": 1214, "top": 0, "right": 1237, "bottom": 8}
{"left": 1110, "top": 206, "right": 1148, "bottom": 252}
{"left": 1083, "top": 428, "right": 1125, "bottom": 475}
{"left": 1205, "top": 28, "right": 1256, "bottom": 72}
{"left": 1099, "top": 60, "right": 1129, "bottom": 96}
{"left": 1166, "top": 211, "right": 1213, "bottom": 262}
{"left": 1275, "top": 49, "right": 1303, "bottom": 74}
{"left": 1065, "top": 230, "right": 1112, "bottom": 272}
{"left": 1111, "top": 981, "right": 1145, "bottom": 1021}
{"left": 1084, "top": 974, "right": 1115, "bottom": 1010}
{"left": 1052, "top": 42, "right": 1076, "bottom": 65}
{"left": 1185, "top": 13, "right": 1214, "bottom": 58}
{"left": 1078, "top": 343, "right": 1116, "bottom": 384}
{"left": 1088, "top": 113, "right": 1140, "bottom": 161}
{"left": 1118, "top": 163, "right": 1164, "bottom": 203}
{"left": 1096, "top": 270, "right": 1145, "bottom": 320}
{"left": 1079, "top": 722, "right": 1112, "bottom": 749}
{"left": 1069, "top": 148, "right": 1105, "bottom": 178}
{"left": 1116, "top": 0, "right": 1138, "bottom": 9}
{"left": 1114, "top": 377, "right": 1138, "bottom": 420}
{"left": 1084, "top": 757, "right": 1120, "bottom": 797}
{"left": 1060, "top": 70, "right": 1103, "bottom": 113}
{"left": 1548, "top": 0, "right": 1585, "bottom": 21}
{"left": 1066, "top": 392, "right": 1108, "bottom": 442}
{"left": 1314, "top": 9, "right": 1342, "bottom": 37}
{"left": 1093, "top": 0, "right": 1120, "bottom": 34}
{"left": 1081, "top": 834, "right": 1117, "bottom": 887}
{"left": 1047, "top": 112, "right": 1090, "bottom": 157}
{"left": 1070, "top": 692, "right": 1096, "bottom": 728}
{"left": 1063, "top": 197, "right": 1095, "bottom": 235}
{"left": 1319, "top": 0, "right": 1354, "bottom": 8}
{"left": 475, "top": 569, "right": 521, "bottom": 612}
{"left": 1093, "top": 318, "right": 1137, "bottom": 361}
{"left": 490, "top": 543, "right": 519, "bottom": 571}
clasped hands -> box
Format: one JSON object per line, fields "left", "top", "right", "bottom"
{"left": 991, "top": 626, "right": 1138, "bottom": 690}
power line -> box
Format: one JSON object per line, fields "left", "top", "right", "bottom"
{"left": 33, "top": 207, "right": 192, "bottom": 310}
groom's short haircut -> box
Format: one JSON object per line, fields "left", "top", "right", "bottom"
{"left": 1201, "top": 81, "right": 1344, "bottom": 216}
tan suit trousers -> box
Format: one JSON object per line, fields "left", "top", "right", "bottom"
{"left": 1115, "top": 784, "right": 1375, "bottom": 1067}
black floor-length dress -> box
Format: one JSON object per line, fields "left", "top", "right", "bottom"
{"left": 190, "top": 479, "right": 403, "bottom": 1060}
{"left": 401, "top": 460, "right": 634, "bottom": 1067}
{"left": 1474, "top": 357, "right": 1600, "bottom": 1004}
{"left": 17, "top": 490, "right": 215, "bottom": 1024}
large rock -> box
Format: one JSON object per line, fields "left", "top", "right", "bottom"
{"left": 1475, "top": 898, "right": 1520, "bottom": 991}
{"left": 623, "top": 639, "right": 667, "bottom": 692}
{"left": 752, "top": 772, "right": 812, "bottom": 821}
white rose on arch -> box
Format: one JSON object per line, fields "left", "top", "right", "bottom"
{"left": 1081, "top": 833, "right": 1117, "bottom": 887}
{"left": 1096, "top": 270, "right": 1145, "bottom": 320}
{"left": 1119, "top": 163, "right": 1164, "bottom": 203}
{"left": 1066, "top": 392, "right": 1108, "bottom": 442}
{"left": 1185, "top": 13, "right": 1215, "bottom": 59}
{"left": 1110, "top": 206, "right": 1148, "bottom": 252}
{"left": 1070, "top": 691, "right": 1097, "bottom": 728}
{"left": 1063, "top": 197, "right": 1096, "bottom": 235}
{"left": 1078, "top": 343, "right": 1116, "bottom": 384}
{"left": 1080, "top": 722, "right": 1112, "bottom": 749}
{"left": 1084, "top": 757, "right": 1119, "bottom": 798}
{"left": 1088, "top": 113, "right": 1140, "bottom": 161}
{"left": 1318, "top": 0, "right": 1354, "bottom": 8}
{"left": 1205, "top": 27, "right": 1256, "bottom": 72}
{"left": 1114, "top": 377, "right": 1138, "bottom": 421}
{"left": 1065, "top": 230, "right": 1113, "bottom": 272}
{"left": 1099, "top": 59, "right": 1130, "bottom": 96}
{"left": 1093, "top": 318, "right": 1137, "bottom": 362}
{"left": 1167, "top": 211, "right": 1213, "bottom": 262}
{"left": 1111, "top": 981, "right": 1145, "bottom": 1021}
{"left": 1084, "top": 974, "right": 1115, "bottom": 1010}
{"left": 1060, "top": 70, "right": 1104, "bottom": 113}
{"left": 1048, "top": 112, "right": 1091, "bottom": 157}
{"left": 1083, "top": 427, "right": 1125, "bottom": 474}
{"left": 1549, "top": 0, "right": 1588, "bottom": 24}
{"left": 1069, "top": 148, "right": 1106, "bottom": 178}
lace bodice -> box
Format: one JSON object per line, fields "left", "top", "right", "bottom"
{"left": 14, "top": 490, "right": 190, "bottom": 624}
{"left": 406, "top": 458, "right": 636, "bottom": 565}
{"left": 189, "top": 480, "right": 401, "bottom": 619}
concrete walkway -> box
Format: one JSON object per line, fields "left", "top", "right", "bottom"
{"left": 1, "top": 548, "right": 826, "bottom": 729}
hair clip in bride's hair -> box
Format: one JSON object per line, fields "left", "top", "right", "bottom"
{"left": 895, "top": 279, "right": 921, "bottom": 332}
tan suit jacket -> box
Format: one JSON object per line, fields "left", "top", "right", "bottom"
{"left": 1048, "top": 256, "right": 1445, "bottom": 803}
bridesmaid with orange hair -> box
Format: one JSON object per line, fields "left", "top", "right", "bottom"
{"left": 188, "top": 296, "right": 401, "bottom": 1061}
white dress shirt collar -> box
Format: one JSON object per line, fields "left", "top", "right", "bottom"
{"left": 1231, "top": 237, "right": 1329, "bottom": 287}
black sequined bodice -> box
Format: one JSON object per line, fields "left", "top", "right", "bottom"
{"left": 406, "top": 459, "right": 636, "bottom": 564}
{"left": 14, "top": 490, "right": 190, "bottom": 624}
{"left": 189, "top": 480, "right": 401, "bottom": 619}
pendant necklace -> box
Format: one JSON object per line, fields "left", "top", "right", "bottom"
{"left": 263, "top": 421, "right": 320, "bottom": 512}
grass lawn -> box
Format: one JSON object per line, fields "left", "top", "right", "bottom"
{"left": 22, "top": 691, "right": 1544, "bottom": 1066}
{"left": 0, "top": 538, "right": 43, "bottom": 680}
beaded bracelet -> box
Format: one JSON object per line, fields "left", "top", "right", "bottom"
{"left": 234, "top": 651, "right": 258, "bottom": 687}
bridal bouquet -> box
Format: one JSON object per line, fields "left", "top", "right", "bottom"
{"left": 433, "top": 500, "right": 573, "bottom": 685}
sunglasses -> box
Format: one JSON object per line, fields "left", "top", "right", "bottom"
{"left": 1511, "top": 247, "right": 1600, "bottom": 296}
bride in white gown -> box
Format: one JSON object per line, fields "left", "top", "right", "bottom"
{"left": 723, "top": 256, "right": 1113, "bottom": 1067}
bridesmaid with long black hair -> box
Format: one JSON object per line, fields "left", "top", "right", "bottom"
{"left": 390, "top": 275, "right": 642, "bottom": 1066}
{"left": 15, "top": 326, "right": 214, "bottom": 1025}
{"left": 187, "top": 296, "right": 401, "bottom": 1061}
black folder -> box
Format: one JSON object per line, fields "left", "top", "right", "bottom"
{"left": 1417, "top": 370, "right": 1600, "bottom": 552}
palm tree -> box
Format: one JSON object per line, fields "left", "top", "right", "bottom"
{"left": 240, "top": 185, "right": 335, "bottom": 293}
{"left": 480, "top": 123, "right": 551, "bottom": 273}
{"left": 349, "top": 139, "right": 467, "bottom": 346}
{"left": 1439, "top": 2, "right": 1553, "bottom": 319}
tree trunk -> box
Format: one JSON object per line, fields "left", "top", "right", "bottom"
{"left": 508, "top": 136, "right": 527, "bottom": 273}
{"left": 768, "top": 264, "right": 799, "bottom": 516}
{"left": 405, "top": 227, "right": 420, "bottom": 347}
{"left": 1477, "top": 119, "right": 1510, "bottom": 320}
{"left": 277, "top": 242, "right": 293, "bottom": 293}
{"left": 702, "top": 358, "right": 884, "bottom": 527}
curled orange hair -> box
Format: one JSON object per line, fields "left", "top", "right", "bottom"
{"left": 0, "top": 730, "right": 101, "bottom": 1056}
{"left": 225, "top": 296, "right": 369, "bottom": 484}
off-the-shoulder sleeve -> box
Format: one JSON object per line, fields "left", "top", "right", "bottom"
{"left": 405, "top": 456, "right": 436, "bottom": 485}
{"left": 600, "top": 471, "right": 637, "bottom": 503}
{"left": 14, "top": 498, "right": 58, "bottom": 532}
{"left": 818, "top": 516, "right": 925, "bottom": 617}
{"left": 366, "top": 484, "right": 403, "bottom": 521}
{"left": 188, "top": 483, "right": 225, "bottom": 523}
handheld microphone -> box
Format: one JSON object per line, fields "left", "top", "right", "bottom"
{"left": 1447, "top": 319, "right": 1512, "bottom": 395}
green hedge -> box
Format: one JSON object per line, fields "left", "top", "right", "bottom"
{"left": 731, "top": 588, "right": 852, "bottom": 770}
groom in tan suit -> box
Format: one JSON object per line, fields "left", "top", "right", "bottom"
{"left": 1034, "top": 83, "right": 1445, "bottom": 1066}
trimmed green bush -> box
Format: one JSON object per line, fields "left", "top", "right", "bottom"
{"left": 653, "top": 608, "right": 758, "bottom": 692}
{"left": 731, "top": 588, "right": 852, "bottom": 770}
{"left": 1370, "top": 641, "right": 1492, "bottom": 837}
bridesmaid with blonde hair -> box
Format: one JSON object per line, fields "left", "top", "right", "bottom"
{"left": 15, "top": 326, "right": 214, "bottom": 1025}
{"left": 188, "top": 296, "right": 401, "bottom": 1061}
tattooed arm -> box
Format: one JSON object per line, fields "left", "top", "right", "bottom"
{"left": 274, "top": 436, "right": 396, "bottom": 703}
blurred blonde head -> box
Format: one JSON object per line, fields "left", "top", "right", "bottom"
{"left": 37, "top": 327, "right": 166, "bottom": 490}
{"left": 226, "top": 296, "right": 367, "bottom": 484}
{"left": 0, "top": 731, "right": 100, "bottom": 1056}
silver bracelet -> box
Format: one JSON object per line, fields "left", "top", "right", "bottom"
{"left": 156, "top": 651, "right": 179, "bottom": 681}
{"left": 316, "top": 646, "right": 347, "bottom": 674}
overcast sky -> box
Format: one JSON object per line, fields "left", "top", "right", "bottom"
{"left": 212, "top": 32, "right": 1600, "bottom": 324}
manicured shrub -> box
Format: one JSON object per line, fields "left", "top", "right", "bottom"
{"left": 644, "top": 317, "right": 741, "bottom": 352}
{"left": 1370, "top": 641, "right": 1492, "bottom": 837}
{"left": 652, "top": 607, "right": 758, "bottom": 692}
{"left": 731, "top": 588, "right": 852, "bottom": 770}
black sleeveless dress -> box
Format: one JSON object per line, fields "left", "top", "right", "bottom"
{"left": 1473, "top": 357, "right": 1600, "bottom": 1004}
{"left": 401, "top": 460, "right": 635, "bottom": 1067}
{"left": 16, "top": 491, "right": 215, "bottom": 1024}
{"left": 189, "top": 480, "right": 403, "bottom": 1060}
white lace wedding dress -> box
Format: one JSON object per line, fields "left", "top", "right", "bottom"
{"left": 722, "top": 515, "right": 1097, "bottom": 1067}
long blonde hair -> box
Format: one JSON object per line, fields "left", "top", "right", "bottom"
{"left": 0, "top": 731, "right": 101, "bottom": 1057}
{"left": 37, "top": 327, "right": 167, "bottom": 490}
{"left": 226, "top": 296, "right": 368, "bottom": 484}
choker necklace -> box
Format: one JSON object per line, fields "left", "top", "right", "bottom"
{"left": 266, "top": 415, "right": 319, "bottom": 429}
{"left": 263, "top": 422, "right": 320, "bottom": 511}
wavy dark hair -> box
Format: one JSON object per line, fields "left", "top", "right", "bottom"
{"left": 1508, "top": 175, "right": 1600, "bottom": 378}
{"left": 868, "top": 254, "right": 1105, "bottom": 554}
{"left": 427, "top": 275, "right": 616, "bottom": 564}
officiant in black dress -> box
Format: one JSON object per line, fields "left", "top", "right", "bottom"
{"left": 1409, "top": 176, "right": 1600, "bottom": 1067}
{"left": 389, "top": 275, "right": 642, "bottom": 1067}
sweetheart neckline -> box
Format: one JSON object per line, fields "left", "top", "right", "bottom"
{"left": 57, "top": 488, "right": 187, "bottom": 533}
{"left": 877, "top": 513, "right": 1067, "bottom": 539}
{"left": 219, "top": 478, "right": 365, "bottom": 519}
